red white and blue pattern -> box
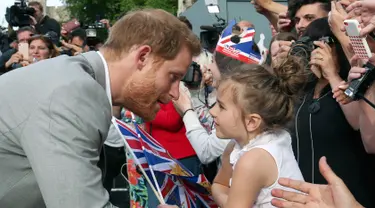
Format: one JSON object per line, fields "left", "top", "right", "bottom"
{"left": 216, "top": 20, "right": 261, "bottom": 64}
{"left": 112, "top": 118, "right": 217, "bottom": 208}
{"left": 113, "top": 118, "right": 191, "bottom": 175}
{"left": 159, "top": 173, "right": 217, "bottom": 208}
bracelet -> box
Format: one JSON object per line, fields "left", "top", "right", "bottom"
{"left": 182, "top": 108, "right": 194, "bottom": 117}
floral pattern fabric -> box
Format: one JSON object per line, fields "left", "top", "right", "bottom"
{"left": 122, "top": 109, "right": 148, "bottom": 208}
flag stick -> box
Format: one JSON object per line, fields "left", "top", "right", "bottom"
{"left": 111, "top": 117, "right": 165, "bottom": 205}
{"left": 131, "top": 114, "right": 166, "bottom": 204}
{"left": 142, "top": 149, "right": 165, "bottom": 203}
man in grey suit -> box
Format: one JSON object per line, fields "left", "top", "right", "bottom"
{"left": 0, "top": 9, "right": 201, "bottom": 208}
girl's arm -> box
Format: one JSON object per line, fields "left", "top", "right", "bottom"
{"left": 224, "top": 148, "right": 278, "bottom": 208}
{"left": 184, "top": 110, "right": 229, "bottom": 164}
{"left": 212, "top": 141, "right": 235, "bottom": 207}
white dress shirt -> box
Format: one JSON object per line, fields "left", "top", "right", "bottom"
{"left": 97, "top": 52, "right": 124, "bottom": 147}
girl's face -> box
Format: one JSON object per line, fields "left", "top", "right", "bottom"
{"left": 209, "top": 81, "right": 247, "bottom": 139}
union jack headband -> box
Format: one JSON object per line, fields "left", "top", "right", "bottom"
{"left": 215, "top": 20, "right": 261, "bottom": 64}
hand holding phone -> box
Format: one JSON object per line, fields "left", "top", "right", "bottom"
{"left": 344, "top": 19, "right": 373, "bottom": 60}
{"left": 18, "top": 42, "right": 29, "bottom": 61}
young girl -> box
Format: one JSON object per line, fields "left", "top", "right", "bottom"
{"left": 210, "top": 57, "right": 308, "bottom": 207}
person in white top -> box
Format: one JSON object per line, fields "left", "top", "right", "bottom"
{"left": 210, "top": 56, "right": 308, "bottom": 208}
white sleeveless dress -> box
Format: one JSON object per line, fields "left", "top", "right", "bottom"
{"left": 229, "top": 129, "right": 304, "bottom": 207}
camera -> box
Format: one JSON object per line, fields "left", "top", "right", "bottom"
{"left": 85, "top": 22, "right": 106, "bottom": 38}
{"left": 200, "top": 15, "right": 227, "bottom": 52}
{"left": 345, "top": 62, "right": 375, "bottom": 100}
{"left": 182, "top": 62, "right": 202, "bottom": 88}
{"left": 84, "top": 21, "right": 107, "bottom": 50}
{"left": 5, "top": 0, "right": 36, "bottom": 27}
{"left": 289, "top": 36, "right": 334, "bottom": 65}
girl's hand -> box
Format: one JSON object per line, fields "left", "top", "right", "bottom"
{"left": 172, "top": 83, "right": 193, "bottom": 116}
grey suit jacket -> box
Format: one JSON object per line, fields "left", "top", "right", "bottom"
{"left": 0, "top": 52, "right": 114, "bottom": 208}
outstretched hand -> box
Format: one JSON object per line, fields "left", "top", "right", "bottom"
{"left": 271, "top": 157, "right": 362, "bottom": 208}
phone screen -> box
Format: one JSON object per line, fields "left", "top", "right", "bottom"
{"left": 18, "top": 42, "right": 29, "bottom": 61}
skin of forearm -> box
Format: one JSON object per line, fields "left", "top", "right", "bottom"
{"left": 336, "top": 33, "right": 354, "bottom": 61}
{"left": 212, "top": 183, "right": 229, "bottom": 207}
{"left": 359, "top": 84, "right": 375, "bottom": 153}
{"left": 264, "top": 2, "right": 287, "bottom": 14}
{"left": 263, "top": 11, "right": 279, "bottom": 31}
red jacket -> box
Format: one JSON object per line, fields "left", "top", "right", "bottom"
{"left": 145, "top": 102, "right": 197, "bottom": 159}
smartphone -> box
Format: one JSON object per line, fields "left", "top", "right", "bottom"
{"left": 63, "top": 19, "right": 80, "bottom": 33}
{"left": 18, "top": 42, "right": 29, "bottom": 61}
{"left": 344, "top": 19, "right": 373, "bottom": 60}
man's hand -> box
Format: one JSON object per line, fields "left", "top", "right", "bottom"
{"left": 5, "top": 52, "right": 23, "bottom": 68}
{"left": 29, "top": 15, "right": 38, "bottom": 26}
{"left": 329, "top": 1, "right": 347, "bottom": 36}
{"left": 61, "top": 40, "right": 83, "bottom": 55}
{"left": 250, "top": 0, "right": 272, "bottom": 10}
{"left": 271, "top": 157, "right": 363, "bottom": 208}
{"left": 277, "top": 12, "right": 292, "bottom": 32}
{"left": 251, "top": 0, "right": 271, "bottom": 15}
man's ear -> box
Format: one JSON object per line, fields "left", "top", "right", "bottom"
{"left": 135, "top": 45, "right": 152, "bottom": 70}
{"left": 244, "top": 113, "right": 262, "bottom": 132}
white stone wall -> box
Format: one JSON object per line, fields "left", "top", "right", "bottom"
{"left": 178, "top": 0, "right": 197, "bottom": 16}
{"left": 26, "top": 0, "right": 70, "bottom": 23}
{"left": 46, "top": 6, "right": 70, "bottom": 23}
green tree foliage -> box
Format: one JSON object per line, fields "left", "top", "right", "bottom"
{"left": 63, "top": 0, "right": 177, "bottom": 24}
{"left": 144, "top": 0, "right": 177, "bottom": 15}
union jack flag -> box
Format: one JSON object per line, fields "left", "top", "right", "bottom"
{"left": 216, "top": 20, "right": 261, "bottom": 64}
{"left": 158, "top": 173, "right": 217, "bottom": 208}
{"left": 113, "top": 117, "right": 192, "bottom": 175}
{"left": 112, "top": 117, "right": 217, "bottom": 208}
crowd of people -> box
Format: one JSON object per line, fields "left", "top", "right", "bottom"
{"left": 0, "top": 0, "right": 375, "bottom": 208}
{"left": 0, "top": 1, "right": 108, "bottom": 75}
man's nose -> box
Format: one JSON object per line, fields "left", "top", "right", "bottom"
{"left": 296, "top": 20, "right": 306, "bottom": 31}
{"left": 169, "top": 81, "right": 180, "bottom": 100}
